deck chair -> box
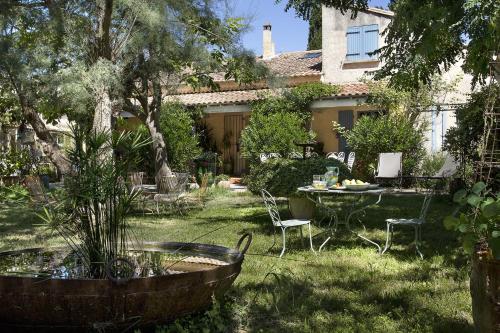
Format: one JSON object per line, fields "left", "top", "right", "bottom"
{"left": 375, "top": 152, "right": 402, "bottom": 186}
{"left": 261, "top": 189, "right": 315, "bottom": 258}
{"left": 326, "top": 152, "right": 345, "bottom": 163}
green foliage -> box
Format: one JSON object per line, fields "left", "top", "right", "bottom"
{"left": 307, "top": 6, "right": 322, "bottom": 50}
{"left": 245, "top": 157, "right": 351, "bottom": 197}
{"left": 444, "top": 84, "right": 499, "bottom": 166}
{"left": 241, "top": 83, "right": 339, "bottom": 165}
{"left": 39, "top": 128, "right": 151, "bottom": 278}
{"left": 336, "top": 114, "right": 426, "bottom": 180}
{"left": 159, "top": 102, "right": 201, "bottom": 172}
{"left": 420, "top": 151, "right": 446, "bottom": 176}
{"left": 444, "top": 182, "right": 500, "bottom": 259}
{"left": 279, "top": 0, "right": 369, "bottom": 20}
{"left": 0, "top": 184, "right": 29, "bottom": 204}
{"left": 251, "top": 83, "right": 340, "bottom": 122}
{"left": 375, "top": 0, "right": 499, "bottom": 87}
{"left": 0, "top": 147, "right": 31, "bottom": 177}
{"left": 240, "top": 111, "right": 311, "bottom": 165}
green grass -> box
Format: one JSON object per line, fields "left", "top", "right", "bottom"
{"left": 0, "top": 192, "right": 473, "bottom": 333}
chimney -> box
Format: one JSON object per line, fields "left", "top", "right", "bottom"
{"left": 262, "top": 23, "right": 275, "bottom": 59}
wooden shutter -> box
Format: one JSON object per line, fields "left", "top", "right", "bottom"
{"left": 362, "top": 24, "right": 379, "bottom": 59}
{"left": 346, "top": 26, "right": 362, "bottom": 61}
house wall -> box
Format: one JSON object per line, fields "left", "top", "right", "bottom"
{"left": 311, "top": 105, "right": 379, "bottom": 153}
{"left": 321, "top": 7, "right": 392, "bottom": 83}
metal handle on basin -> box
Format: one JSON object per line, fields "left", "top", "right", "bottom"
{"left": 235, "top": 233, "right": 252, "bottom": 255}
{"left": 105, "top": 257, "right": 136, "bottom": 284}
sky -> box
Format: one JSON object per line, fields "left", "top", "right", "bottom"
{"left": 229, "top": 0, "right": 390, "bottom": 55}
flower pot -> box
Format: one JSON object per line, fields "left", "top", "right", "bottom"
{"left": 470, "top": 247, "right": 500, "bottom": 332}
{"left": 288, "top": 196, "right": 315, "bottom": 220}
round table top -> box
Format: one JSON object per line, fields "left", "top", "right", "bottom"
{"left": 297, "top": 186, "right": 385, "bottom": 195}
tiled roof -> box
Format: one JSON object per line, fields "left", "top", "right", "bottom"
{"left": 167, "top": 83, "right": 369, "bottom": 106}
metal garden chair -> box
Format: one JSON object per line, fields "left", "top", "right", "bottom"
{"left": 154, "top": 174, "right": 189, "bottom": 214}
{"left": 261, "top": 189, "right": 315, "bottom": 258}
{"left": 326, "top": 152, "right": 345, "bottom": 163}
{"left": 381, "top": 194, "right": 432, "bottom": 259}
{"left": 259, "top": 153, "right": 281, "bottom": 163}
{"left": 346, "top": 152, "right": 355, "bottom": 171}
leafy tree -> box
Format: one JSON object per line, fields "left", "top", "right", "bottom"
{"left": 335, "top": 113, "right": 426, "bottom": 180}
{"left": 159, "top": 102, "right": 201, "bottom": 172}
{"left": 307, "top": 6, "right": 322, "bottom": 50}
{"left": 279, "top": 0, "right": 368, "bottom": 19}
{"left": 444, "top": 84, "right": 500, "bottom": 168}
{"left": 0, "top": 1, "right": 266, "bottom": 179}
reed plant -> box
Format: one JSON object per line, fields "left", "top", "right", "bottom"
{"left": 42, "top": 127, "right": 150, "bottom": 278}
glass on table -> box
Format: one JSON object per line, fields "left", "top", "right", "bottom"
{"left": 312, "top": 175, "right": 327, "bottom": 189}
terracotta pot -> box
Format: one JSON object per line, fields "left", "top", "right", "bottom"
{"left": 470, "top": 247, "right": 500, "bottom": 332}
{"left": 288, "top": 196, "right": 315, "bottom": 220}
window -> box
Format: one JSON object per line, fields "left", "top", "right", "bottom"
{"left": 346, "top": 24, "right": 379, "bottom": 61}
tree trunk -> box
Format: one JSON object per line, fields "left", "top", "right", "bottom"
{"left": 93, "top": 87, "right": 113, "bottom": 134}
{"left": 145, "top": 108, "right": 172, "bottom": 183}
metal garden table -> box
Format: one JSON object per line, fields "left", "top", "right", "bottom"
{"left": 297, "top": 186, "right": 385, "bottom": 253}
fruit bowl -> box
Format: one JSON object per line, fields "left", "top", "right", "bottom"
{"left": 345, "top": 184, "right": 369, "bottom": 190}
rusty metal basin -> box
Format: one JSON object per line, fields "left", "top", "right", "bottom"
{"left": 0, "top": 234, "right": 251, "bottom": 332}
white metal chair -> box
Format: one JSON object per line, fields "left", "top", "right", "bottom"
{"left": 261, "top": 189, "right": 315, "bottom": 258}
{"left": 154, "top": 174, "right": 189, "bottom": 214}
{"left": 326, "top": 152, "right": 345, "bottom": 163}
{"left": 260, "top": 153, "right": 282, "bottom": 163}
{"left": 416, "top": 154, "right": 459, "bottom": 179}
{"left": 382, "top": 194, "right": 432, "bottom": 259}
{"left": 288, "top": 151, "right": 303, "bottom": 159}
{"left": 375, "top": 152, "right": 402, "bottom": 186}
{"left": 346, "top": 152, "right": 355, "bottom": 171}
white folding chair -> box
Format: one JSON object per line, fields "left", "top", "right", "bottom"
{"left": 382, "top": 194, "right": 432, "bottom": 259}
{"left": 261, "top": 189, "right": 315, "bottom": 258}
{"left": 326, "top": 152, "right": 345, "bottom": 163}
{"left": 375, "top": 152, "right": 402, "bottom": 186}
{"left": 346, "top": 152, "right": 355, "bottom": 172}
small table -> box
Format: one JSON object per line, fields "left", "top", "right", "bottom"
{"left": 298, "top": 186, "right": 385, "bottom": 252}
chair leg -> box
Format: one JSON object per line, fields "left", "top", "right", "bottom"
{"left": 280, "top": 227, "right": 287, "bottom": 258}
{"left": 415, "top": 225, "right": 423, "bottom": 259}
{"left": 307, "top": 223, "right": 315, "bottom": 253}
{"left": 269, "top": 227, "right": 277, "bottom": 252}
{"left": 382, "top": 222, "right": 392, "bottom": 255}
{"left": 300, "top": 226, "right": 305, "bottom": 247}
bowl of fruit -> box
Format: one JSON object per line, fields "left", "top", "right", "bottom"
{"left": 343, "top": 179, "right": 370, "bottom": 190}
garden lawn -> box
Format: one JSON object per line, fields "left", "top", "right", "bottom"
{"left": 0, "top": 191, "right": 472, "bottom": 333}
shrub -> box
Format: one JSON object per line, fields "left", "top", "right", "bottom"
{"left": 337, "top": 113, "right": 426, "bottom": 180}
{"left": 160, "top": 102, "right": 202, "bottom": 172}
{"left": 245, "top": 157, "right": 351, "bottom": 197}
{"left": 240, "top": 111, "right": 311, "bottom": 165}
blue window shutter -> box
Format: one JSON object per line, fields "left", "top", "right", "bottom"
{"left": 362, "top": 24, "right": 379, "bottom": 59}
{"left": 346, "top": 26, "right": 362, "bottom": 61}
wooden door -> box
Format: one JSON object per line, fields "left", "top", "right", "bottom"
{"left": 223, "top": 115, "right": 248, "bottom": 176}
{"left": 338, "top": 110, "right": 354, "bottom": 152}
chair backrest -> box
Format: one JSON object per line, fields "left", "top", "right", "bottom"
{"left": 326, "top": 152, "right": 345, "bottom": 163}
{"left": 260, "top": 153, "right": 281, "bottom": 163}
{"left": 419, "top": 194, "right": 432, "bottom": 221}
{"left": 128, "top": 172, "right": 144, "bottom": 187}
{"left": 261, "top": 189, "right": 282, "bottom": 227}
{"left": 434, "top": 155, "right": 459, "bottom": 177}
{"left": 346, "top": 152, "right": 355, "bottom": 171}
{"left": 288, "top": 151, "right": 303, "bottom": 159}
{"left": 376, "top": 152, "right": 402, "bottom": 178}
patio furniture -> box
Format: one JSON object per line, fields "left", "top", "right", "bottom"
{"left": 375, "top": 152, "right": 402, "bottom": 186}
{"left": 261, "top": 189, "right": 315, "bottom": 258}
{"left": 326, "top": 152, "right": 345, "bottom": 163}
{"left": 298, "top": 186, "right": 384, "bottom": 252}
{"left": 259, "top": 153, "right": 281, "bottom": 163}
{"left": 288, "top": 151, "right": 303, "bottom": 159}
{"left": 128, "top": 172, "right": 144, "bottom": 189}
{"left": 381, "top": 194, "right": 432, "bottom": 259}
{"left": 346, "top": 152, "right": 355, "bottom": 171}
{"left": 154, "top": 174, "right": 189, "bottom": 214}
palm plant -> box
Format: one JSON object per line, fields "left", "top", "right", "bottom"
{"left": 43, "top": 127, "right": 150, "bottom": 278}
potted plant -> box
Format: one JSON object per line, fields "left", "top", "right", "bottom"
{"left": 444, "top": 181, "right": 500, "bottom": 332}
